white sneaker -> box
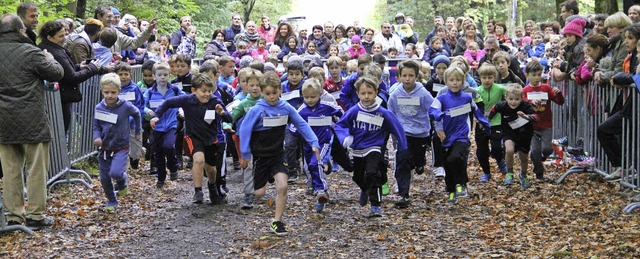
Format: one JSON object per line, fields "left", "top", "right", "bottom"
{"left": 434, "top": 167, "right": 445, "bottom": 178}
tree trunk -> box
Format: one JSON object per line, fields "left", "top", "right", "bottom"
{"left": 594, "top": 0, "right": 619, "bottom": 14}
{"left": 76, "top": 0, "right": 87, "bottom": 19}
{"left": 242, "top": 0, "right": 256, "bottom": 23}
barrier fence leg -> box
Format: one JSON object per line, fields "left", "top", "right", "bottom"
{"left": 555, "top": 166, "right": 609, "bottom": 184}
{"left": 0, "top": 192, "right": 34, "bottom": 234}
{"left": 47, "top": 168, "right": 93, "bottom": 190}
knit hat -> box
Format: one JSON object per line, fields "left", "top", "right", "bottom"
{"left": 287, "top": 56, "right": 303, "bottom": 67}
{"left": 264, "top": 62, "right": 276, "bottom": 72}
{"left": 521, "top": 36, "right": 532, "bottom": 45}
{"left": 562, "top": 18, "right": 586, "bottom": 38}
{"left": 111, "top": 7, "right": 120, "bottom": 15}
{"left": 351, "top": 35, "right": 361, "bottom": 43}
{"left": 432, "top": 55, "right": 450, "bottom": 68}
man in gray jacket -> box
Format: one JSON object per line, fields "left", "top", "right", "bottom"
{"left": 0, "top": 14, "right": 64, "bottom": 229}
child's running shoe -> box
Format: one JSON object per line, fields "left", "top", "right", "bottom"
{"left": 170, "top": 171, "right": 179, "bottom": 181}
{"left": 359, "top": 190, "right": 368, "bottom": 206}
{"left": 519, "top": 173, "right": 531, "bottom": 190}
{"left": 315, "top": 202, "right": 325, "bottom": 213}
{"left": 455, "top": 184, "right": 468, "bottom": 198}
{"left": 480, "top": 174, "right": 491, "bottom": 182}
{"left": 448, "top": 192, "right": 457, "bottom": 203}
{"left": 434, "top": 167, "right": 446, "bottom": 178}
{"left": 394, "top": 196, "right": 410, "bottom": 208}
{"left": 317, "top": 190, "right": 329, "bottom": 204}
{"left": 156, "top": 181, "right": 164, "bottom": 189}
{"left": 105, "top": 201, "right": 118, "bottom": 212}
{"left": 241, "top": 193, "right": 254, "bottom": 209}
{"left": 504, "top": 172, "right": 514, "bottom": 185}
{"left": 192, "top": 190, "right": 204, "bottom": 204}
{"left": 381, "top": 182, "right": 390, "bottom": 196}
{"left": 415, "top": 166, "right": 425, "bottom": 175}
{"left": 271, "top": 221, "right": 288, "bottom": 235}
{"left": 370, "top": 206, "right": 383, "bottom": 217}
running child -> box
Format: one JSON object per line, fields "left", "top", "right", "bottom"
{"left": 489, "top": 84, "right": 539, "bottom": 189}
{"left": 93, "top": 73, "right": 142, "bottom": 211}
{"left": 429, "top": 67, "right": 490, "bottom": 203}
{"left": 239, "top": 71, "right": 321, "bottom": 235}
{"left": 151, "top": 73, "right": 232, "bottom": 204}
{"left": 114, "top": 61, "right": 146, "bottom": 170}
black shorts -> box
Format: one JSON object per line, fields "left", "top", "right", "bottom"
{"left": 504, "top": 134, "right": 532, "bottom": 153}
{"left": 253, "top": 155, "right": 288, "bottom": 190}
{"left": 184, "top": 136, "right": 218, "bottom": 166}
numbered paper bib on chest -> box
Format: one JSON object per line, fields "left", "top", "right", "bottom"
{"left": 397, "top": 96, "right": 420, "bottom": 106}
{"left": 356, "top": 111, "right": 384, "bottom": 127}
{"left": 449, "top": 103, "right": 471, "bottom": 117}
{"left": 204, "top": 110, "right": 216, "bottom": 124}
{"left": 281, "top": 91, "right": 300, "bottom": 101}
{"left": 263, "top": 115, "right": 288, "bottom": 127}
{"left": 527, "top": 92, "right": 549, "bottom": 101}
{"left": 175, "top": 82, "right": 183, "bottom": 89}
{"left": 119, "top": 92, "right": 135, "bottom": 101}
{"left": 330, "top": 91, "right": 341, "bottom": 100}
{"left": 149, "top": 100, "right": 163, "bottom": 109}
{"left": 95, "top": 110, "right": 118, "bottom": 124}
{"left": 307, "top": 116, "right": 332, "bottom": 127}
{"left": 433, "top": 83, "right": 446, "bottom": 92}
{"left": 508, "top": 117, "right": 529, "bottom": 129}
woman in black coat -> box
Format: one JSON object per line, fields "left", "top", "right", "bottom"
{"left": 38, "top": 20, "right": 100, "bottom": 133}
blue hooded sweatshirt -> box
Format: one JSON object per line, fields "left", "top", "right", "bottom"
{"left": 143, "top": 83, "right": 185, "bottom": 132}
{"left": 93, "top": 98, "right": 142, "bottom": 151}
{"left": 119, "top": 80, "right": 145, "bottom": 128}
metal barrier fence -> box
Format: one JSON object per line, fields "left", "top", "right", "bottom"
{"left": 550, "top": 78, "right": 639, "bottom": 213}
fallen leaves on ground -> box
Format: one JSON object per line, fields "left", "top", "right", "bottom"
{"left": 1, "top": 141, "right": 639, "bottom": 257}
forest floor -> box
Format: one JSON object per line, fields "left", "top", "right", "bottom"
{"left": 1, "top": 145, "right": 639, "bottom": 258}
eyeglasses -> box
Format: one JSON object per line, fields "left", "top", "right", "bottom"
{"left": 325, "top": 26, "right": 333, "bottom": 28}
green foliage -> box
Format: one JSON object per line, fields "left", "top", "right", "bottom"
{"left": 0, "top": 0, "right": 74, "bottom": 23}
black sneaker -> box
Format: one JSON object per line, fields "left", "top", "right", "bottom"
{"left": 287, "top": 174, "right": 298, "bottom": 183}
{"left": 177, "top": 160, "right": 184, "bottom": 170}
{"left": 271, "top": 221, "right": 288, "bottom": 235}
{"left": 394, "top": 196, "right": 410, "bottom": 209}
{"left": 26, "top": 218, "right": 54, "bottom": 230}
{"left": 415, "top": 166, "right": 425, "bottom": 175}
{"left": 192, "top": 190, "right": 204, "bottom": 204}
{"left": 170, "top": 171, "right": 179, "bottom": 181}
{"left": 156, "top": 181, "right": 165, "bottom": 189}
{"left": 209, "top": 184, "right": 221, "bottom": 205}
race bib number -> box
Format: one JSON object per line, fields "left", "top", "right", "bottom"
{"left": 432, "top": 83, "right": 446, "bottom": 92}
{"left": 263, "top": 115, "right": 288, "bottom": 127}
{"left": 95, "top": 110, "right": 118, "bottom": 124}
{"left": 307, "top": 116, "right": 332, "bottom": 127}
{"left": 508, "top": 117, "right": 529, "bottom": 129}
{"left": 527, "top": 92, "right": 549, "bottom": 101}
{"left": 149, "top": 100, "right": 163, "bottom": 109}
{"left": 204, "top": 110, "right": 216, "bottom": 124}
{"left": 330, "top": 91, "right": 341, "bottom": 100}
{"left": 397, "top": 96, "right": 420, "bottom": 106}
{"left": 119, "top": 92, "right": 135, "bottom": 101}
{"left": 356, "top": 111, "right": 384, "bottom": 127}
{"left": 449, "top": 104, "right": 471, "bottom": 117}
{"left": 281, "top": 90, "right": 300, "bottom": 101}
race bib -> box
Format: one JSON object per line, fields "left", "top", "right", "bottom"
{"left": 397, "top": 96, "right": 420, "bottom": 106}
{"left": 307, "top": 116, "right": 332, "bottom": 127}
{"left": 356, "top": 111, "right": 384, "bottom": 127}
{"left": 432, "top": 83, "right": 446, "bottom": 92}
{"left": 226, "top": 100, "right": 241, "bottom": 112}
{"left": 508, "top": 117, "right": 529, "bottom": 129}
{"left": 330, "top": 91, "right": 341, "bottom": 100}
{"left": 119, "top": 92, "right": 135, "bottom": 101}
{"left": 204, "top": 110, "right": 216, "bottom": 124}
{"left": 449, "top": 104, "right": 471, "bottom": 117}
{"left": 281, "top": 90, "right": 300, "bottom": 101}
{"left": 263, "top": 115, "right": 288, "bottom": 127}
{"left": 149, "top": 100, "right": 163, "bottom": 109}
{"left": 95, "top": 110, "right": 118, "bottom": 124}
{"left": 527, "top": 92, "right": 549, "bottom": 101}
{"left": 175, "top": 82, "right": 183, "bottom": 89}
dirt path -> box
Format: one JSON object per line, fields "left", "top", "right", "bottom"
{"left": 1, "top": 154, "right": 639, "bottom": 257}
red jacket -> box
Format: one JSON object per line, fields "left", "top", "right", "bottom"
{"left": 522, "top": 83, "right": 565, "bottom": 129}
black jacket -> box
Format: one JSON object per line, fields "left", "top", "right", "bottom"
{"left": 38, "top": 39, "right": 99, "bottom": 103}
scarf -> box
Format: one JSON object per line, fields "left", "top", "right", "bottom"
{"left": 245, "top": 31, "right": 259, "bottom": 42}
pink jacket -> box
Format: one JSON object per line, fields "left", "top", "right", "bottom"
{"left": 348, "top": 46, "right": 366, "bottom": 59}
{"left": 574, "top": 60, "right": 593, "bottom": 86}
{"left": 251, "top": 48, "right": 269, "bottom": 62}
{"left": 258, "top": 25, "right": 276, "bottom": 43}
{"left": 463, "top": 49, "right": 486, "bottom": 65}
